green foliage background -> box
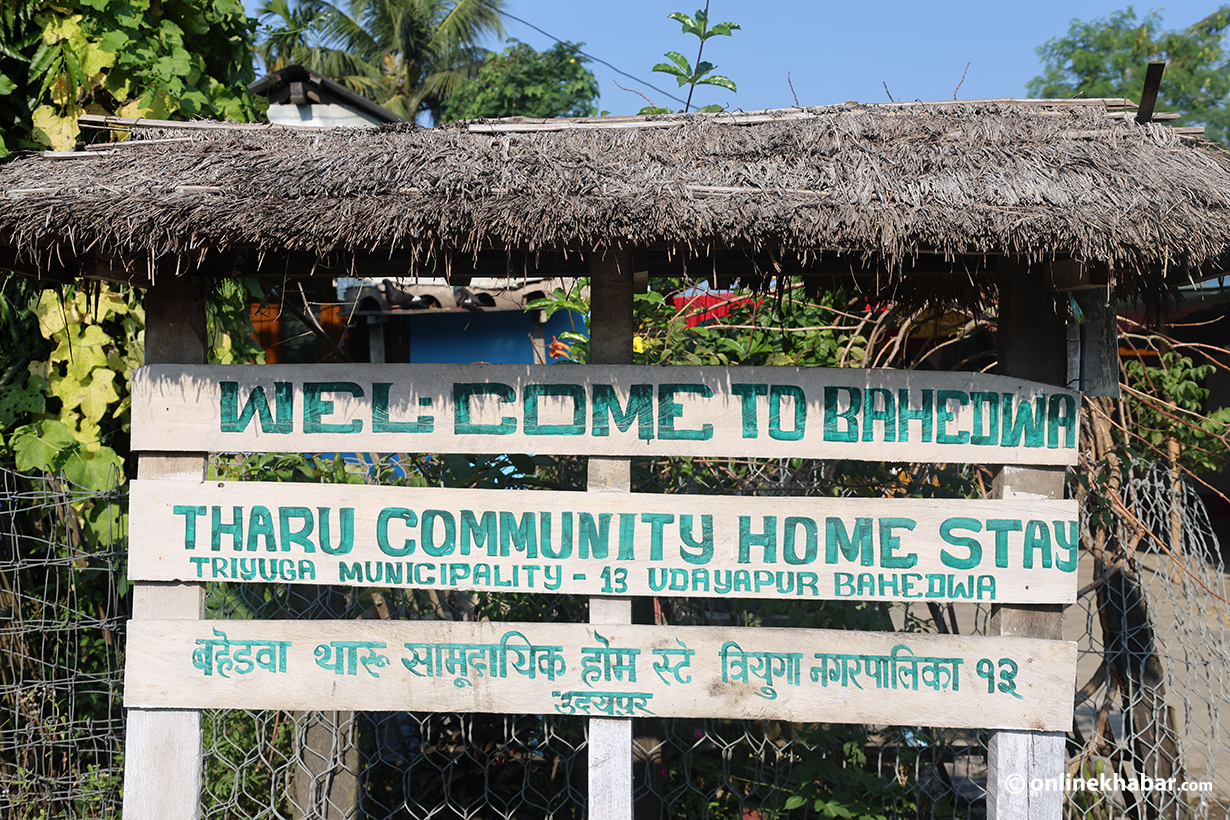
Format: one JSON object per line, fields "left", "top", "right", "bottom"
{"left": 1027, "top": 6, "right": 1230, "bottom": 142}
{"left": 440, "top": 39, "right": 599, "bottom": 121}
{"left": 0, "top": 0, "right": 259, "bottom": 155}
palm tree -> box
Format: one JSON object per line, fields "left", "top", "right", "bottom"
{"left": 255, "top": 0, "right": 504, "bottom": 122}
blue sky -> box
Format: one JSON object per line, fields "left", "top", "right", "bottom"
{"left": 244, "top": 1, "right": 1224, "bottom": 116}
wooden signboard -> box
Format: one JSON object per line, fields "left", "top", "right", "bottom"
{"left": 131, "top": 364, "right": 1079, "bottom": 465}
{"left": 124, "top": 620, "right": 1077, "bottom": 731}
{"left": 129, "top": 480, "right": 1079, "bottom": 604}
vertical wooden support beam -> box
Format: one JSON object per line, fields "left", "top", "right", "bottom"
{"left": 367, "top": 316, "right": 386, "bottom": 364}
{"left": 124, "top": 274, "right": 208, "bottom": 820}
{"left": 987, "top": 259, "right": 1066, "bottom": 819}
{"left": 1068, "top": 289, "right": 1120, "bottom": 398}
{"left": 587, "top": 250, "right": 634, "bottom": 820}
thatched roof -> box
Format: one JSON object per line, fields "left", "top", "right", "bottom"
{"left": 1, "top": 99, "right": 1228, "bottom": 306}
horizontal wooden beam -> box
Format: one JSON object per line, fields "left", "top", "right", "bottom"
{"left": 129, "top": 479, "right": 1080, "bottom": 604}
{"left": 131, "top": 362, "right": 1081, "bottom": 464}
{"left": 125, "top": 619, "right": 1078, "bottom": 731}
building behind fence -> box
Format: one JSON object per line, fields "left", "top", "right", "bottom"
{"left": 1, "top": 457, "right": 1227, "bottom": 819}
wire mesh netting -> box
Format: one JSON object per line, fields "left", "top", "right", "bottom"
{"left": 1, "top": 454, "right": 1228, "bottom": 818}
{"left": 0, "top": 467, "right": 126, "bottom": 819}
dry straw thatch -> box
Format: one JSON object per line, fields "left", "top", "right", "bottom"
{"left": 0, "top": 100, "right": 1228, "bottom": 303}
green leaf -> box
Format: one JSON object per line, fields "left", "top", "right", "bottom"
{"left": 696, "top": 74, "right": 737, "bottom": 92}
{"left": 668, "top": 11, "right": 700, "bottom": 36}
{"left": 29, "top": 39, "right": 55, "bottom": 76}
{"left": 0, "top": 71, "right": 15, "bottom": 96}
{"left": 651, "top": 63, "right": 689, "bottom": 86}
{"left": 61, "top": 444, "right": 121, "bottom": 490}
{"left": 97, "top": 29, "right": 129, "bottom": 53}
{"left": 78, "top": 369, "right": 120, "bottom": 423}
{"left": 651, "top": 63, "right": 690, "bottom": 87}
{"left": 0, "top": 379, "right": 46, "bottom": 427}
{"left": 784, "top": 795, "right": 806, "bottom": 810}
{"left": 11, "top": 420, "right": 78, "bottom": 473}
{"left": 708, "top": 22, "right": 740, "bottom": 37}
{"left": 662, "top": 50, "right": 692, "bottom": 75}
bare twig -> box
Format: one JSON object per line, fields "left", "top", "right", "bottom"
{"left": 788, "top": 72, "right": 801, "bottom": 108}
{"left": 954, "top": 62, "right": 970, "bottom": 100}
{"left": 883, "top": 82, "right": 895, "bottom": 103}
{"left": 613, "top": 79, "right": 657, "bottom": 110}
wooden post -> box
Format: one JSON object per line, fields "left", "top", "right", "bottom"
{"left": 987, "top": 259, "right": 1066, "bottom": 819}
{"left": 587, "top": 249, "right": 634, "bottom": 820}
{"left": 123, "top": 273, "right": 208, "bottom": 820}
{"left": 289, "top": 583, "right": 359, "bottom": 820}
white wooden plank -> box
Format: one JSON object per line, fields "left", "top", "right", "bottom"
{"left": 988, "top": 730, "right": 1066, "bottom": 818}
{"left": 586, "top": 255, "right": 636, "bottom": 820}
{"left": 124, "top": 275, "right": 207, "bottom": 820}
{"left": 986, "top": 262, "right": 1068, "bottom": 820}
{"left": 130, "top": 364, "right": 1080, "bottom": 465}
{"left": 125, "top": 620, "right": 1076, "bottom": 731}
{"left": 123, "top": 710, "right": 205, "bottom": 820}
{"left": 128, "top": 480, "right": 1080, "bottom": 604}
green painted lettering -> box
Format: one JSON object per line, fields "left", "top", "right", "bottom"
{"left": 823, "top": 386, "right": 860, "bottom": 442}
{"left": 304, "top": 382, "right": 363, "bottom": 434}
{"left": 499, "top": 511, "right": 537, "bottom": 558}
{"left": 578, "top": 513, "right": 611, "bottom": 559}
{"left": 897, "top": 389, "right": 934, "bottom": 442}
{"left": 377, "top": 508, "right": 416, "bottom": 557}
{"left": 730, "top": 383, "right": 767, "bottom": 438}
{"left": 1054, "top": 520, "right": 1079, "bottom": 572}
{"left": 769, "top": 385, "right": 806, "bottom": 441}
{"left": 1048, "top": 394, "right": 1077, "bottom": 449}
{"left": 782, "top": 516, "right": 818, "bottom": 565}
{"left": 834, "top": 572, "right": 855, "bottom": 597}
{"left": 421, "top": 510, "right": 456, "bottom": 557}
{"left": 220, "top": 382, "right": 292, "bottom": 434}
{"left": 862, "top": 387, "right": 895, "bottom": 442}
{"left": 279, "top": 507, "right": 315, "bottom": 553}
{"left": 246, "top": 506, "right": 277, "bottom": 552}
{"left": 454, "top": 383, "right": 516, "bottom": 435}
{"left": 940, "top": 517, "right": 982, "bottom": 569}
{"left": 211, "top": 506, "right": 243, "bottom": 552}
{"left": 641, "top": 513, "right": 674, "bottom": 561}
{"left": 618, "top": 513, "right": 637, "bottom": 560}
{"left": 317, "top": 507, "right": 353, "bottom": 556}
{"left": 679, "top": 515, "right": 713, "bottom": 565}
{"left": 1023, "top": 520, "right": 1052, "bottom": 569}
{"left": 524, "top": 384, "right": 586, "bottom": 435}
{"left": 371, "top": 383, "right": 433, "bottom": 433}
{"left": 658, "top": 383, "right": 714, "bottom": 440}
{"left": 592, "top": 384, "right": 654, "bottom": 440}
{"left": 1001, "top": 394, "right": 1045, "bottom": 448}
{"left": 970, "top": 392, "right": 999, "bottom": 445}
{"left": 935, "top": 390, "right": 970, "bottom": 444}
{"left": 460, "top": 510, "right": 497, "bottom": 556}
{"left": 879, "top": 517, "right": 918, "bottom": 569}
{"left": 173, "top": 504, "right": 206, "bottom": 550}
{"left": 986, "top": 519, "right": 1023, "bottom": 568}
{"left": 540, "top": 511, "right": 571, "bottom": 560}
{"left": 824, "top": 517, "right": 873, "bottom": 565}
{"left": 738, "top": 516, "right": 777, "bottom": 563}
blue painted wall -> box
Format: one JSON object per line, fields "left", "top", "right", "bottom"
{"left": 406, "top": 309, "right": 585, "bottom": 364}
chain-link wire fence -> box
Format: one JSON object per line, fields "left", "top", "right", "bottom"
{"left": 0, "top": 467, "right": 126, "bottom": 820}
{"left": 2, "top": 454, "right": 1228, "bottom": 818}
